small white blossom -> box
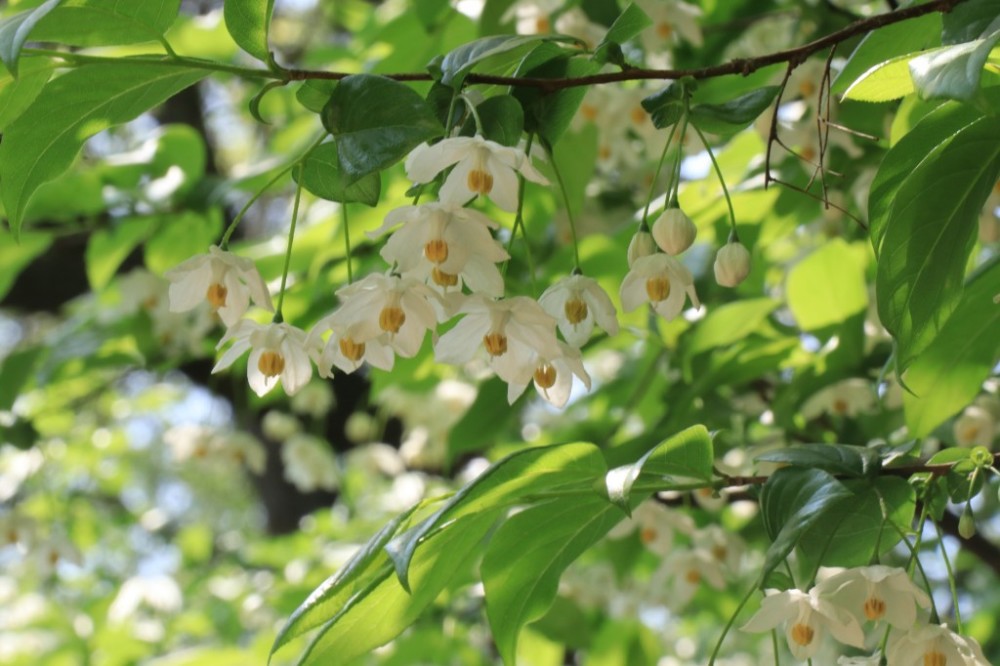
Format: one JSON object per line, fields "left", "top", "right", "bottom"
{"left": 953, "top": 405, "right": 995, "bottom": 447}
{"left": 886, "top": 623, "right": 990, "bottom": 666}
{"left": 652, "top": 207, "right": 697, "bottom": 255}
{"left": 636, "top": 0, "right": 703, "bottom": 52}
{"left": 714, "top": 241, "right": 751, "bottom": 288}
{"left": 308, "top": 317, "right": 395, "bottom": 375}
{"left": 282, "top": 434, "right": 339, "bottom": 493}
{"left": 816, "top": 565, "right": 930, "bottom": 629}
{"left": 837, "top": 653, "right": 882, "bottom": 666}
{"left": 627, "top": 229, "right": 657, "bottom": 267}
{"left": 653, "top": 548, "right": 727, "bottom": 608}
{"left": 539, "top": 274, "right": 619, "bottom": 347}
{"left": 213, "top": 320, "right": 314, "bottom": 397}
{"left": 620, "top": 253, "right": 700, "bottom": 321}
{"left": 405, "top": 135, "right": 549, "bottom": 212}
{"left": 693, "top": 524, "right": 744, "bottom": 574}
{"left": 801, "top": 378, "right": 875, "bottom": 420}
{"left": 741, "top": 588, "right": 866, "bottom": 660}
{"left": 506, "top": 342, "right": 592, "bottom": 408}
{"left": 261, "top": 411, "right": 301, "bottom": 441}
{"left": 165, "top": 246, "right": 273, "bottom": 326}
{"left": 607, "top": 501, "right": 695, "bottom": 555}
{"left": 108, "top": 575, "right": 183, "bottom": 623}
{"left": 289, "top": 382, "right": 335, "bottom": 418}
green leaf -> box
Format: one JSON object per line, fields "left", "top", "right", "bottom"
{"left": 909, "top": 28, "right": 1000, "bottom": 102}
{"left": 144, "top": 211, "right": 223, "bottom": 275}
{"left": 842, "top": 53, "right": 917, "bottom": 102}
{"left": 296, "top": 79, "right": 335, "bottom": 114}
{"left": 32, "top": 0, "right": 180, "bottom": 47}
{"left": 517, "top": 57, "right": 601, "bottom": 145}
{"left": 0, "top": 62, "right": 208, "bottom": 236}
{"left": 414, "top": 0, "right": 451, "bottom": 30}
{"left": 876, "top": 115, "right": 1000, "bottom": 371}
{"left": 641, "top": 83, "right": 685, "bottom": 129}
{"left": 943, "top": 0, "right": 1000, "bottom": 44}
{"left": 297, "top": 512, "right": 495, "bottom": 666}
{"left": 755, "top": 444, "right": 880, "bottom": 478}
{"left": 903, "top": 260, "right": 1000, "bottom": 437}
{"left": 292, "top": 143, "right": 382, "bottom": 206}
{"left": 447, "top": 378, "right": 516, "bottom": 462}
{"left": 869, "top": 101, "right": 983, "bottom": 256}
{"left": 0, "top": 348, "right": 43, "bottom": 412}
{"left": 321, "top": 74, "right": 443, "bottom": 183}
{"left": 0, "top": 230, "right": 51, "bottom": 301}
{"left": 224, "top": 0, "right": 274, "bottom": 63}
{"left": 438, "top": 35, "right": 541, "bottom": 88}
{"left": 482, "top": 496, "right": 621, "bottom": 666}
{"left": 604, "top": 425, "right": 713, "bottom": 514}
{"left": 688, "top": 86, "right": 780, "bottom": 136}
{"left": 832, "top": 13, "right": 940, "bottom": 94}
{"left": 685, "top": 298, "right": 778, "bottom": 356}
{"left": 86, "top": 217, "right": 153, "bottom": 290}
{"left": 0, "top": 0, "right": 62, "bottom": 77}
{"left": 386, "top": 442, "right": 606, "bottom": 592}
{"left": 270, "top": 504, "right": 421, "bottom": 660}
{"left": 460, "top": 94, "right": 524, "bottom": 147}
{"left": 0, "top": 58, "right": 52, "bottom": 130}
{"left": 786, "top": 239, "right": 868, "bottom": 330}
{"left": 759, "top": 468, "right": 853, "bottom": 580}
{"left": 593, "top": 3, "right": 651, "bottom": 64}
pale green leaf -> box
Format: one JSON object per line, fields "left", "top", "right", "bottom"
{"left": 832, "top": 13, "right": 940, "bottom": 94}
{"left": 86, "top": 217, "right": 153, "bottom": 290}
{"left": 32, "top": 0, "right": 180, "bottom": 47}
{"left": 223, "top": 0, "right": 274, "bottom": 62}
{"left": 0, "top": 0, "right": 62, "bottom": 77}
{"left": 786, "top": 239, "right": 868, "bottom": 331}
{"left": 0, "top": 57, "right": 52, "bottom": 130}
{"left": 842, "top": 53, "right": 917, "bottom": 102}
{"left": 909, "top": 28, "right": 1000, "bottom": 102}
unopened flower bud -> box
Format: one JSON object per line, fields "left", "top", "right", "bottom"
{"left": 714, "top": 241, "right": 751, "bottom": 287}
{"left": 262, "top": 411, "right": 301, "bottom": 441}
{"left": 959, "top": 504, "right": 976, "bottom": 539}
{"left": 627, "top": 230, "right": 657, "bottom": 267}
{"left": 652, "top": 208, "right": 697, "bottom": 255}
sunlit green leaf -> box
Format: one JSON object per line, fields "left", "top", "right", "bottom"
{"left": 32, "top": 0, "right": 180, "bottom": 47}
{"left": 0, "top": 0, "right": 62, "bottom": 77}
{"left": 909, "top": 28, "right": 1000, "bottom": 102}
{"left": 842, "top": 53, "right": 917, "bottom": 102}
{"left": 86, "top": 217, "right": 153, "bottom": 290}
{"left": 224, "top": 0, "right": 275, "bottom": 63}
{"left": 786, "top": 239, "right": 867, "bottom": 331}
{"left": 833, "top": 13, "right": 940, "bottom": 94}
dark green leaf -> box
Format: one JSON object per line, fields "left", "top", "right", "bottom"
{"left": 438, "top": 35, "right": 541, "bottom": 88}
{"left": 0, "top": 62, "right": 208, "bottom": 236}
{"left": 759, "top": 468, "right": 853, "bottom": 580}
{"left": 460, "top": 94, "right": 524, "bottom": 147}
{"left": 32, "top": 0, "right": 180, "bottom": 47}
{"left": 909, "top": 28, "right": 1000, "bottom": 102}
{"left": 296, "top": 79, "right": 335, "bottom": 114}
{"left": 321, "top": 74, "right": 442, "bottom": 183}
{"left": 517, "top": 57, "right": 600, "bottom": 145}
{"left": 386, "top": 442, "right": 606, "bottom": 592}
{"left": 832, "top": 13, "right": 941, "bottom": 94}
{"left": 756, "top": 444, "right": 880, "bottom": 478}
{"left": 414, "top": 0, "right": 451, "bottom": 30}
{"left": 593, "top": 3, "right": 651, "bottom": 64}
{"left": 641, "top": 83, "right": 684, "bottom": 129}
{"left": 292, "top": 142, "right": 382, "bottom": 206}
{"left": 0, "top": 0, "right": 62, "bottom": 77}
{"left": 876, "top": 115, "right": 1000, "bottom": 371}
{"left": 604, "top": 425, "right": 713, "bottom": 514}
{"left": 0, "top": 230, "right": 51, "bottom": 301}
{"left": 482, "top": 496, "right": 621, "bottom": 666}
{"left": 903, "top": 259, "right": 1000, "bottom": 437}
{"left": 943, "top": 0, "right": 1000, "bottom": 44}
{"left": 0, "top": 347, "right": 43, "bottom": 411}
{"left": 224, "top": 0, "right": 275, "bottom": 63}
{"left": 689, "top": 86, "right": 780, "bottom": 136}
{"left": 447, "top": 378, "right": 515, "bottom": 462}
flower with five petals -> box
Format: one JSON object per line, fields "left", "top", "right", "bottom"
{"left": 815, "top": 565, "right": 930, "bottom": 629}
{"left": 620, "top": 253, "right": 700, "bottom": 321}
{"left": 506, "top": 341, "right": 592, "bottom": 408}
{"left": 212, "top": 320, "right": 313, "bottom": 397}
{"left": 741, "top": 587, "right": 866, "bottom": 660}
{"left": 165, "top": 245, "right": 273, "bottom": 327}
{"left": 886, "top": 623, "right": 989, "bottom": 666}
{"left": 539, "top": 274, "right": 619, "bottom": 348}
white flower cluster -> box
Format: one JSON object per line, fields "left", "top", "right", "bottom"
{"left": 741, "top": 565, "right": 989, "bottom": 664}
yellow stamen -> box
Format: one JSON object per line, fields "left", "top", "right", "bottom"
{"left": 645, "top": 276, "right": 671, "bottom": 302}
{"left": 206, "top": 283, "right": 228, "bottom": 309}
{"left": 685, "top": 569, "right": 701, "bottom": 585}
{"left": 832, "top": 398, "right": 849, "bottom": 415}
{"left": 534, "top": 364, "right": 557, "bottom": 389}
{"left": 711, "top": 545, "right": 727, "bottom": 561}
{"left": 801, "top": 146, "right": 817, "bottom": 162}
{"left": 656, "top": 21, "right": 673, "bottom": 38}
{"left": 258, "top": 350, "right": 285, "bottom": 377}
{"left": 432, "top": 268, "right": 458, "bottom": 287}
{"left": 339, "top": 337, "right": 366, "bottom": 362}
{"left": 790, "top": 623, "right": 814, "bottom": 647}
{"left": 564, "top": 297, "right": 588, "bottom": 325}
{"left": 581, "top": 104, "right": 598, "bottom": 121}
{"left": 924, "top": 651, "right": 946, "bottom": 666}
{"left": 639, "top": 527, "right": 657, "bottom": 544}
{"left": 483, "top": 333, "right": 508, "bottom": 356}
{"left": 863, "top": 596, "right": 886, "bottom": 621}
{"left": 424, "top": 239, "right": 449, "bottom": 264}
{"left": 631, "top": 106, "right": 647, "bottom": 126}
{"left": 799, "top": 80, "right": 816, "bottom": 98}
{"left": 535, "top": 16, "right": 550, "bottom": 33}
{"left": 379, "top": 306, "right": 406, "bottom": 333}
{"left": 468, "top": 169, "right": 494, "bottom": 195}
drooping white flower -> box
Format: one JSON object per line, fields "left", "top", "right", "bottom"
{"left": 282, "top": 433, "right": 339, "bottom": 493}
{"left": 692, "top": 524, "right": 744, "bottom": 574}
{"left": 289, "top": 382, "right": 335, "bottom": 418}
{"left": 953, "top": 405, "right": 995, "bottom": 447}
{"left": 801, "top": 378, "right": 876, "bottom": 420}
{"left": 108, "top": 575, "right": 183, "bottom": 623}
{"left": 213, "top": 320, "right": 314, "bottom": 397}
{"left": 816, "top": 565, "right": 930, "bottom": 629}
{"left": 308, "top": 316, "right": 395, "bottom": 375}
{"left": 620, "top": 253, "right": 700, "bottom": 320}
{"left": 506, "top": 342, "right": 592, "bottom": 408}
{"left": 652, "top": 548, "right": 727, "bottom": 608}
{"left": 261, "top": 411, "right": 301, "bottom": 441}
{"left": 31, "top": 533, "right": 83, "bottom": 576}
{"left": 435, "top": 295, "right": 561, "bottom": 385}
{"left": 627, "top": 228, "right": 657, "bottom": 267}
{"left": 741, "top": 588, "right": 866, "bottom": 660}
{"left": 218, "top": 432, "right": 267, "bottom": 475}
{"left": 714, "top": 241, "right": 752, "bottom": 287}
{"left": 606, "top": 500, "right": 695, "bottom": 555}
{"left": 370, "top": 202, "right": 509, "bottom": 296}
{"left": 165, "top": 245, "right": 273, "bottom": 326}
{"left": 405, "top": 135, "right": 549, "bottom": 212}
{"left": 885, "top": 623, "right": 990, "bottom": 666}
{"left": 636, "top": 0, "right": 703, "bottom": 51}
{"left": 539, "top": 274, "right": 619, "bottom": 347}
{"left": 501, "top": 0, "right": 561, "bottom": 34}
{"left": 652, "top": 207, "right": 697, "bottom": 255}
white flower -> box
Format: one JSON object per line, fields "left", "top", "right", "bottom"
{"left": 606, "top": 500, "right": 694, "bottom": 555}
{"left": 886, "top": 623, "right": 990, "bottom": 666}
{"left": 213, "top": 320, "right": 314, "bottom": 397}
{"left": 636, "top": 0, "right": 703, "bottom": 51}
{"left": 741, "top": 588, "right": 866, "bottom": 660}
{"left": 620, "top": 253, "right": 700, "bottom": 320}
{"left": 218, "top": 432, "right": 267, "bottom": 475}
{"left": 652, "top": 207, "right": 697, "bottom": 255}
{"left": 165, "top": 245, "right": 273, "bottom": 326}
{"left": 539, "top": 274, "right": 619, "bottom": 347}
{"left": 953, "top": 405, "right": 995, "bottom": 447}
{"left": 31, "top": 533, "right": 82, "bottom": 576}
{"left": 502, "top": 0, "right": 561, "bottom": 34}
{"left": 282, "top": 434, "right": 339, "bottom": 493}
{"left": 627, "top": 229, "right": 657, "bottom": 267}
{"left": 164, "top": 424, "right": 214, "bottom": 461}
{"left": 370, "top": 202, "right": 509, "bottom": 296}
{"left": 289, "top": 382, "right": 335, "bottom": 418}
{"left": 262, "top": 411, "right": 301, "bottom": 441}
{"left": 506, "top": 342, "right": 592, "bottom": 408}
{"left": 816, "top": 565, "right": 930, "bottom": 629}
{"left": 108, "top": 575, "right": 183, "bottom": 623}
{"left": 405, "top": 135, "right": 549, "bottom": 212}
{"left": 693, "top": 524, "right": 744, "bottom": 574}
{"left": 653, "top": 548, "right": 727, "bottom": 608}
{"left": 714, "top": 241, "right": 751, "bottom": 288}
{"left": 435, "top": 295, "right": 561, "bottom": 385}
{"left": 837, "top": 653, "right": 882, "bottom": 666}
{"left": 801, "top": 378, "right": 875, "bottom": 420}
{"left": 0, "top": 513, "right": 35, "bottom": 550}
{"left": 308, "top": 317, "right": 395, "bottom": 375}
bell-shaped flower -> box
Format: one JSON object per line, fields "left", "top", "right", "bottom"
{"left": 741, "top": 587, "right": 866, "bottom": 660}
{"left": 606, "top": 500, "right": 694, "bottom": 556}
{"left": 693, "top": 524, "right": 744, "bottom": 574}
{"left": 627, "top": 228, "right": 657, "bottom": 267}
{"left": 370, "top": 202, "right": 509, "bottom": 297}
{"left": 801, "top": 378, "right": 875, "bottom": 420}
{"left": 282, "top": 433, "right": 339, "bottom": 493}
{"left": 652, "top": 207, "right": 697, "bottom": 255}
{"left": 435, "top": 295, "right": 561, "bottom": 384}
{"left": 886, "top": 623, "right": 989, "bottom": 666}
{"left": 308, "top": 316, "right": 395, "bottom": 376}
{"left": 652, "top": 548, "right": 727, "bottom": 608}
{"left": 816, "top": 565, "right": 930, "bottom": 629}
{"left": 506, "top": 342, "right": 592, "bottom": 408}
{"left": 405, "top": 135, "right": 549, "bottom": 212}
{"left": 539, "top": 274, "right": 619, "bottom": 347}
{"left": 620, "top": 252, "right": 700, "bottom": 321}
{"left": 165, "top": 245, "right": 273, "bottom": 326}
{"left": 636, "top": 0, "right": 703, "bottom": 51}
{"left": 953, "top": 405, "right": 995, "bottom": 447}
{"left": 714, "top": 240, "right": 751, "bottom": 287}
{"left": 213, "top": 320, "right": 313, "bottom": 397}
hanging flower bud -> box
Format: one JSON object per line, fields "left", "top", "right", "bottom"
{"left": 714, "top": 240, "right": 751, "bottom": 287}
{"left": 959, "top": 504, "right": 976, "bottom": 539}
{"left": 627, "top": 229, "right": 657, "bottom": 267}
{"left": 652, "top": 208, "right": 697, "bottom": 255}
